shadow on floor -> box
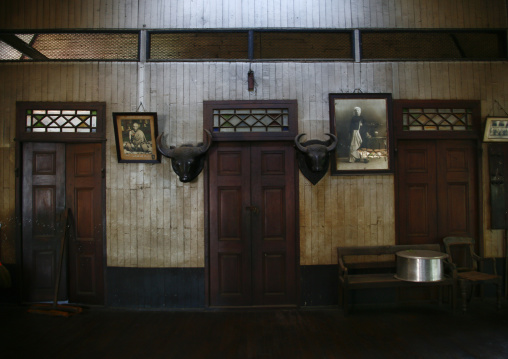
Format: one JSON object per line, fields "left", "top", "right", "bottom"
{"left": 1, "top": 299, "right": 507, "bottom": 359}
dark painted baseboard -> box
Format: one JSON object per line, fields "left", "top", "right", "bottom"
{"left": 3, "top": 261, "right": 506, "bottom": 308}
{"left": 0, "top": 263, "right": 18, "bottom": 303}
{"left": 300, "top": 264, "right": 398, "bottom": 307}
{"left": 106, "top": 267, "right": 205, "bottom": 309}
{"left": 300, "top": 265, "right": 338, "bottom": 306}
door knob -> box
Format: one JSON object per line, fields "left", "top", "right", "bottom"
{"left": 245, "top": 206, "right": 259, "bottom": 214}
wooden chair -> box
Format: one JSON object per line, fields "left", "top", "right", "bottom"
{"left": 443, "top": 237, "right": 502, "bottom": 312}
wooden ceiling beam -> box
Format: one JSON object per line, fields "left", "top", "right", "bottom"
{"left": 0, "top": 33, "right": 48, "bottom": 60}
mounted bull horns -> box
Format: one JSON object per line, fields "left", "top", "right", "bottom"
{"left": 295, "top": 133, "right": 337, "bottom": 153}
{"left": 294, "top": 133, "right": 338, "bottom": 185}
{"left": 156, "top": 130, "right": 213, "bottom": 183}
{"left": 156, "top": 129, "right": 212, "bottom": 158}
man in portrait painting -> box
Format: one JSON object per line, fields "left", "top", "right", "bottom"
{"left": 349, "top": 106, "right": 369, "bottom": 163}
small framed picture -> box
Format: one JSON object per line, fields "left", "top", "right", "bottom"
{"left": 329, "top": 93, "right": 393, "bottom": 175}
{"left": 483, "top": 117, "right": 508, "bottom": 142}
{"left": 113, "top": 112, "right": 160, "bottom": 163}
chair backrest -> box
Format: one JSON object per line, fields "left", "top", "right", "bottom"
{"left": 442, "top": 237, "right": 477, "bottom": 272}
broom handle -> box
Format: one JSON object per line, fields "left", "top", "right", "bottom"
{"left": 53, "top": 209, "right": 69, "bottom": 308}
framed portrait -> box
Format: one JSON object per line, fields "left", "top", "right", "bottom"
{"left": 483, "top": 117, "right": 508, "bottom": 142}
{"left": 329, "top": 93, "right": 393, "bottom": 175}
{"left": 113, "top": 112, "right": 161, "bottom": 163}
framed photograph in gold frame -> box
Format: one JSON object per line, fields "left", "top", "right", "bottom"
{"left": 483, "top": 117, "right": 508, "bottom": 142}
{"left": 113, "top": 112, "right": 160, "bottom": 163}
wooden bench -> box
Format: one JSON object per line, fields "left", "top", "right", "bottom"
{"left": 337, "top": 244, "right": 456, "bottom": 315}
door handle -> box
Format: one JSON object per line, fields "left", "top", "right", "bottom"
{"left": 245, "top": 206, "right": 259, "bottom": 214}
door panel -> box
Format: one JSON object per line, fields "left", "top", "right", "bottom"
{"left": 251, "top": 143, "right": 296, "bottom": 305}
{"left": 397, "top": 141, "right": 437, "bottom": 244}
{"left": 66, "top": 143, "right": 104, "bottom": 305}
{"left": 436, "top": 141, "right": 477, "bottom": 240}
{"left": 397, "top": 140, "right": 478, "bottom": 246}
{"left": 22, "top": 142, "right": 66, "bottom": 302}
{"left": 209, "top": 141, "right": 297, "bottom": 307}
{"left": 209, "top": 143, "right": 252, "bottom": 306}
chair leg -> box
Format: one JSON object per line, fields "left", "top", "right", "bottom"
{"left": 451, "top": 281, "right": 456, "bottom": 312}
{"left": 343, "top": 289, "right": 349, "bottom": 316}
{"left": 459, "top": 279, "right": 468, "bottom": 313}
{"left": 496, "top": 280, "right": 502, "bottom": 310}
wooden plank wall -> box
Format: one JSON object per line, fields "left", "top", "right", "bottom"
{"left": 1, "top": 0, "right": 506, "bottom": 29}
{"left": 1, "top": 61, "right": 507, "bottom": 266}
{"left": 0, "top": 0, "right": 507, "bottom": 267}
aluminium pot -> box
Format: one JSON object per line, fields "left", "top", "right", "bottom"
{"left": 395, "top": 250, "right": 448, "bottom": 282}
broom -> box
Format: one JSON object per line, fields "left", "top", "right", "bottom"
{"left": 28, "top": 209, "right": 83, "bottom": 317}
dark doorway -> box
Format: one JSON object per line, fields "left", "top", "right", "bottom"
{"left": 208, "top": 141, "right": 297, "bottom": 307}
{"left": 21, "top": 142, "right": 105, "bottom": 304}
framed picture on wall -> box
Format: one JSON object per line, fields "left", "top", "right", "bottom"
{"left": 329, "top": 93, "right": 393, "bottom": 175}
{"left": 483, "top": 117, "right": 508, "bottom": 142}
{"left": 113, "top": 112, "right": 161, "bottom": 163}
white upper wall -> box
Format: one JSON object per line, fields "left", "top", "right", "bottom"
{"left": 1, "top": 0, "right": 506, "bottom": 30}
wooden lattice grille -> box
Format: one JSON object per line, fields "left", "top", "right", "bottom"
{"left": 25, "top": 109, "right": 98, "bottom": 133}
{"left": 402, "top": 108, "right": 473, "bottom": 131}
{"left": 212, "top": 108, "right": 289, "bottom": 133}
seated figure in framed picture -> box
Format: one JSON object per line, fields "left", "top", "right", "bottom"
{"left": 124, "top": 121, "right": 150, "bottom": 153}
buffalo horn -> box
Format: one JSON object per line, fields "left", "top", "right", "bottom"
{"left": 294, "top": 133, "right": 309, "bottom": 153}
{"left": 200, "top": 129, "right": 212, "bottom": 154}
{"left": 156, "top": 133, "right": 175, "bottom": 158}
{"left": 325, "top": 133, "right": 338, "bottom": 152}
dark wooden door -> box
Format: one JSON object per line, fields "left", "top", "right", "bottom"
{"left": 22, "top": 142, "right": 66, "bottom": 302}
{"left": 66, "top": 143, "right": 104, "bottom": 305}
{"left": 22, "top": 142, "right": 104, "bottom": 304}
{"left": 209, "top": 141, "right": 297, "bottom": 307}
{"left": 397, "top": 140, "right": 478, "bottom": 245}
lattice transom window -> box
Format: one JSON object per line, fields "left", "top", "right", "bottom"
{"left": 213, "top": 108, "right": 289, "bottom": 133}
{"left": 25, "top": 109, "right": 98, "bottom": 133}
{"left": 402, "top": 108, "right": 473, "bottom": 131}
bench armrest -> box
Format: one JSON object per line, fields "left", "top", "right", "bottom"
{"left": 472, "top": 254, "right": 497, "bottom": 274}
{"left": 338, "top": 257, "right": 348, "bottom": 278}
{"left": 443, "top": 259, "right": 457, "bottom": 279}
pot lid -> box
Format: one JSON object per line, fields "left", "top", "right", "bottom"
{"left": 396, "top": 249, "right": 448, "bottom": 259}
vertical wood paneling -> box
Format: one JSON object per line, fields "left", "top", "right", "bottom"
{"left": 1, "top": 1, "right": 508, "bottom": 267}
{"left": 0, "top": 0, "right": 506, "bottom": 29}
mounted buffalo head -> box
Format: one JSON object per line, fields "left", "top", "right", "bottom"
{"left": 156, "top": 130, "right": 212, "bottom": 183}
{"left": 294, "top": 133, "right": 338, "bottom": 185}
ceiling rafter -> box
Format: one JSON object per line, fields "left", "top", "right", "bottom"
{"left": 0, "top": 33, "right": 48, "bottom": 60}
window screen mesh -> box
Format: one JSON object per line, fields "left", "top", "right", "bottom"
{"left": 0, "top": 40, "right": 22, "bottom": 60}
{"left": 0, "top": 33, "right": 138, "bottom": 60}
{"left": 32, "top": 33, "right": 139, "bottom": 60}
{"left": 254, "top": 31, "right": 352, "bottom": 59}
{"left": 150, "top": 32, "right": 248, "bottom": 60}
{"left": 362, "top": 31, "right": 506, "bottom": 60}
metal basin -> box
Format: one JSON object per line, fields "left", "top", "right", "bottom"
{"left": 395, "top": 250, "right": 448, "bottom": 282}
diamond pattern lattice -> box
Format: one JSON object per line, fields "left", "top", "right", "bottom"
{"left": 213, "top": 108, "right": 289, "bottom": 133}
{"left": 402, "top": 108, "right": 473, "bottom": 131}
{"left": 26, "top": 109, "right": 97, "bottom": 133}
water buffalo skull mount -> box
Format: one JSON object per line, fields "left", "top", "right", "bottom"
{"left": 156, "top": 129, "right": 212, "bottom": 183}
{"left": 294, "top": 133, "right": 338, "bottom": 185}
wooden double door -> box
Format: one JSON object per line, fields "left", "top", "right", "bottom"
{"left": 397, "top": 140, "right": 478, "bottom": 246}
{"left": 208, "top": 141, "right": 297, "bottom": 307}
{"left": 22, "top": 142, "right": 104, "bottom": 304}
